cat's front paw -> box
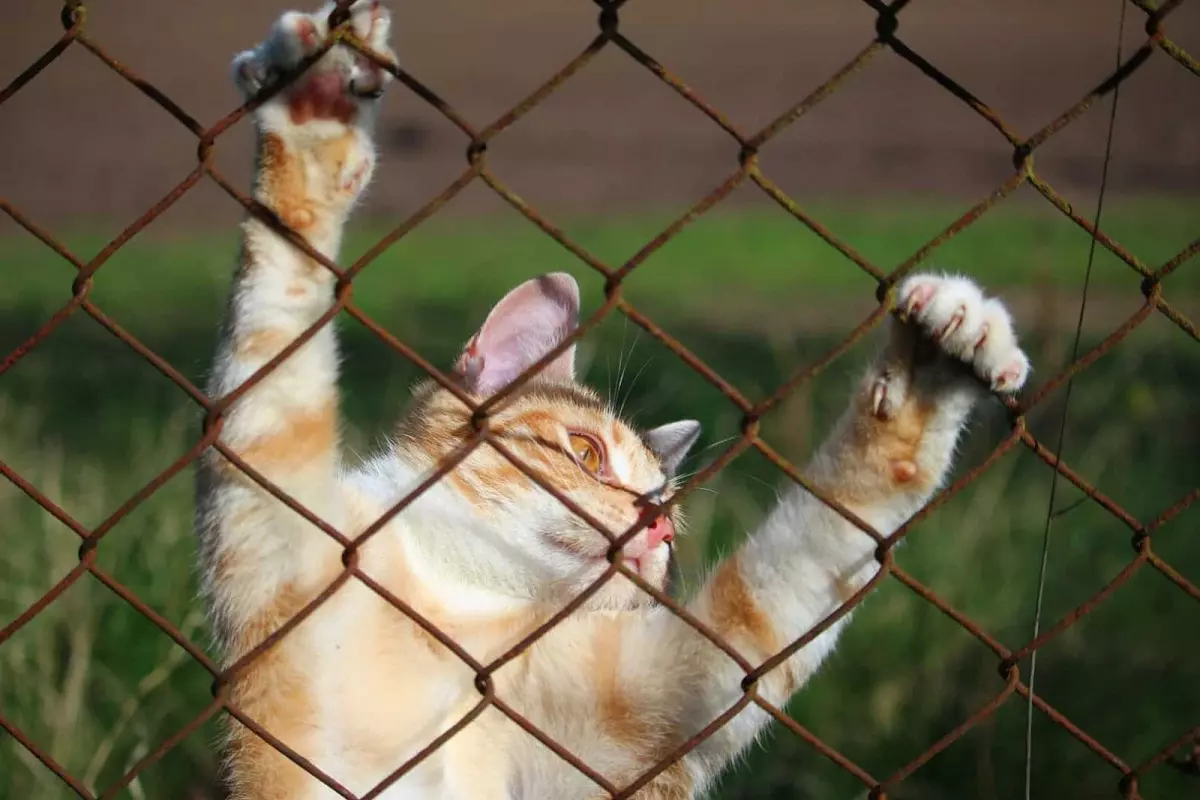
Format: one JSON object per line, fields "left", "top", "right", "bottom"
{"left": 895, "top": 273, "right": 1031, "bottom": 394}
{"left": 231, "top": 2, "right": 397, "bottom": 225}
{"left": 231, "top": 0, "right": 395, "bottom": 127}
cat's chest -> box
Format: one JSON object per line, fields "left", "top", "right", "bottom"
{"left": 357, "top": 767, "right": 455, "bottom": 800}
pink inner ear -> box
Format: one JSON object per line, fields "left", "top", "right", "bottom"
{"left": 454, "top": 273, "right": 580, "bottom": 396}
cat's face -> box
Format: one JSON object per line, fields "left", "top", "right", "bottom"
{"left": 401, "top": 274, "right": 700, "bottom": 609}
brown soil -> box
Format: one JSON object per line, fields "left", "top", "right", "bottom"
{"left": 1, "top": 0, "right": 1197, "bottom": 233}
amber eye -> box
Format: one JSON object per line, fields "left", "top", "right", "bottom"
{"left": 568, "top": 433, "right": 603, "bottom": 474}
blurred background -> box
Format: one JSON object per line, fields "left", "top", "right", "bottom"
{"left": 1, "top": 1, "right": 1197, "bottom": 798}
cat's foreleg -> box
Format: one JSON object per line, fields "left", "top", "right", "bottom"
{"left": 197, "top": 1, "right": 394, "bottom": 649}
{"left": 675, "top": 273, "right": 1030, "bottom": 785}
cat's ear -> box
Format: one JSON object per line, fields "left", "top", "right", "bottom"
{"left": 644, "top": 420, "right": 701, "bottom": 478}
{"left": 454, "top": 273, "right": 580, "bottom": 396}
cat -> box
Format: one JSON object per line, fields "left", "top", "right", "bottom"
{"left": 196, "top": 2, "right": 1032, "bottom": 798}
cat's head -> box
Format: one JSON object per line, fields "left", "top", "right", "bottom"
{"left": 398, "top": 273, "right": 701, "bottom": 609}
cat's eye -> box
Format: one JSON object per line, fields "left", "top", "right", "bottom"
{"left": 568, "top": 433, "right": 604, "bottom": 474}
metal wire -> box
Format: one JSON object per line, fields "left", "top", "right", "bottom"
{"left": 1025, "top": 3, "right": 1128, "bottom": 798}
{"left": 0, "top": 1, "right": 1197, "bottom": 798}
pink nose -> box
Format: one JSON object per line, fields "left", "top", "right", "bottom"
{"left": 645, "top": 513, "right": 675, "bottom": 549}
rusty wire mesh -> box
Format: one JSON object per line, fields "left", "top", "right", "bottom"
{"left": 1, "top": 0, "right": 1197, "bottom": 797}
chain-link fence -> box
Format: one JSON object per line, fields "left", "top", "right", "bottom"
{"left": 1, "top": 0, "right": 1197, "bottom": 797}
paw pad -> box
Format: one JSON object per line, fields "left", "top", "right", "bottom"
{"left": 295, "top": 18, "right": 320, "bottom": 51}
{"left": 891, "top": 459, "right": 918, "bottom": 484}
{"left": 232, "top": 1, "right": 396, "bottom": 120}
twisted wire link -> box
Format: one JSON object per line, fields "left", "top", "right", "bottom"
{"left": 0, "top": 0, "right": 1195, "bottom": 797}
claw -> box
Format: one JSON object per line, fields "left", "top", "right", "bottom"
{"left": 368, "top": 0, "right": 384, "bottom": 33}
{"left": 353, "top": 84, "right": 386, "bottom": 99}
{"left": 992, "top": 363, "right": 1024, "bottom": 393}
{"left": 937, "top": 306, "right": 965, "bottom": 341}
{"left": 349, "top": 60, "right": 387, "bottom": 98}
{"left": 973, "top": 323, "right": 989, "bottom": 353}
{"left": 340, "top": 160, "right": 371, "bottom": 193}
{"left": 900, "top": 281, "right": 936, "bottom": 319}
{"left": 235, "top": 56, "right": 269, "bottom": 95}
{"left": 871, "top": 370, "right": 899, "bottom": 420}
{"left": 871, "top": 379, "right": 888, "bottom": 419}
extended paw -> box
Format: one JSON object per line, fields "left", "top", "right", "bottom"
{"left": 231, "top": 0, "right": 395, "bottom": 124}
{"left": 894, "top": 273, "right": 1031, "bottom": 394}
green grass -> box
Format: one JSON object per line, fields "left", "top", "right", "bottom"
{"left": 1, "top": 204, "right": 1197, "bottom": 799}
{"left": 4, "top": 198, "right": 1197, "bottom": 334}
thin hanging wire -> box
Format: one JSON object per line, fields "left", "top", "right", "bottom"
{"left": 1023, "top": 3, "right": 1127, "bottom": 797}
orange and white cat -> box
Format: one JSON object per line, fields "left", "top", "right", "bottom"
{"left": 197, "top": 2, "right": 1032, "bottom": 798}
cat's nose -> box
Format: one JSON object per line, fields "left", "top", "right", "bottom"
{"left": 645, "top": 514, "right": 675, "bottom": 549}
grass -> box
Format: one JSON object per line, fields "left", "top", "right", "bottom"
{"left": 4, "top": 198, "right": 1198, "bottom": 334}
{"left": 0, "top": 203, "right": 1197, "bottom": 799}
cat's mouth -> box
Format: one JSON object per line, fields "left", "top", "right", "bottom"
{"left": 543, "top": 532, "right": 667, "bottom": 580}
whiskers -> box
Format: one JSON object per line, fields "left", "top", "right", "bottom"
{"left": 668, "top": 434, "right": 742, "bottom": 491}
{"left": 606, "top": 319, "right": 651, "bottom": 420}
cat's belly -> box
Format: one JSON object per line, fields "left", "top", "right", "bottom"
{"left": 336, "top": 747, "right": 509, "bottom": 800}
{"left": 353, "top": 769, "right": 454, "bottom": 800}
